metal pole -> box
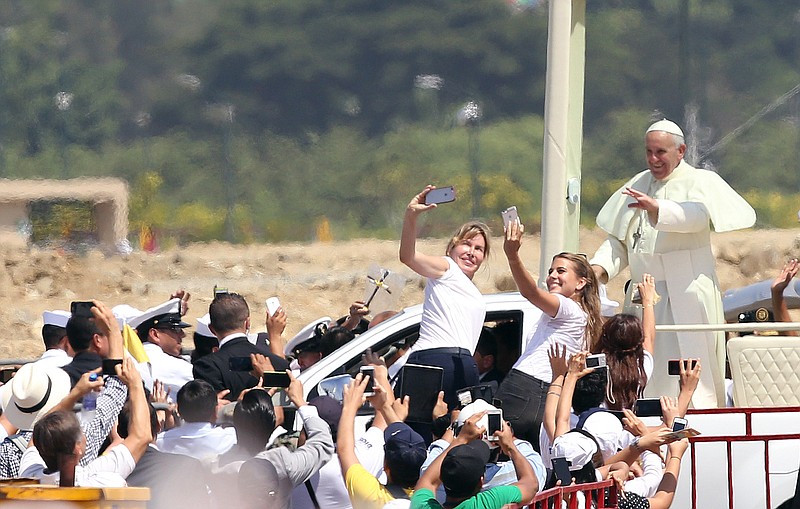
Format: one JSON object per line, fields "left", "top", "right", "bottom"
{"left": 540, "top": 0, "right": 586, "bottom": 284}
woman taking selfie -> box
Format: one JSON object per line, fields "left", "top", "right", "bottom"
{"left": 399, "top": 185, "right": 491, "bottom": 413}
{"left": 494, "top": 219, "right": 602, "bottom": 447}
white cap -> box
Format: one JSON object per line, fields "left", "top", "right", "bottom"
{"left": 646, "top": 118, "right": 684, "bottom": 138}
{"left": 552, "top": 432, "right": 601, "bottom": 472}
{"left": 456, "top": 398, "right": 498, "bottom": 430}
{"left": 42, "top": 310, "right": 71, "bottom": 328}
{"left": 112, "top": 304, "right": 143, "bottom": 330}
{"left": 128, "top": 298, "right": 190, "bottom": 331}
{"left": 196, "top": 313, "right": 215, "bottom": 338}
{"left": 284, "top": 317, "right": 332, "bottom": 357}
{"left": 581, "top": 412, "right": 624, "bottom": 461}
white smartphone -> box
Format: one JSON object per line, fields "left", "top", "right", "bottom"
{"left": 266, "top": 297, "right": 281, "bottom": 316}
{"left": 424, "top": 186, "right": 456, "bottom": 205}
{"left": 501, "top": 206, "right": 519, "bottom": 230}
{"left": 486, "top": 409, "right": 503, "bottom": 440}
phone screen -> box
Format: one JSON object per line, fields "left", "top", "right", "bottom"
{"left": 486, "top": 411, "right": 502, "bottom": 439}
{"left": 228, "top": 356, "right": 253, "bottom": 372}
{"left": 634, "top": 398, "right": 663, "bottom": 417}
{"left": 70, "top": 301, "right": 95, "bottom": 318}
{"left": 262, "top": 371, "right": 291, "bottom": 388}
{"left": 360, "top": 367, "right": 376, "bottom": 396}
{"left": 401, "top": 364, "right": 444, "bottom": 423}
{"left": 672, "top": 418, "right": 688, "bottom": 432}
{"left": 668, "top": 359, "right": 698, "bottom": 375}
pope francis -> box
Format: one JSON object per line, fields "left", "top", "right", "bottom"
{"left": 590, "top": 119, "right": 756, "bottom": 408}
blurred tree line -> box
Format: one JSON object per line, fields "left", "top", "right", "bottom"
{"left": 0, "top": 0, "right": 798, "bottom": 244}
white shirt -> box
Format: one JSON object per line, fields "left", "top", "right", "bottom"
{"left": 139, "top": 342, "right": 194, "bottom": 399}
{"left": 20, "top": 444, "right": 136, "bottom": 487}
{"left": 513, "top": 294, "right": 588, "bottom": 380}
{"left": 36, "top": 349, "right": 72, "bottom": 368}
{"left": 410, "top": 257, "right": 486, "bottom": 354}
{"left": 156, "top": 422, "right": 237, "bottom": 461}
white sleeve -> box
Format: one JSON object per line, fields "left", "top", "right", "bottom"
{"left": 19, "top": 447, "right": 46, "bottom": 479}
{"left": 589, "top": 235, "right": 629, "bottom": 281}
{"left": 354, "top": 426, "right": 386, "bottom": 476}
{"left": 655, "top": 200, "right": 709, "bottom": 233}
{"left": 623, "top": 450, "right": 663, "bottom": 498}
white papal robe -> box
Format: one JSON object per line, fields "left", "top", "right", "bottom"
{"left": 590, "top": 160, "right": 755, "bottom": 407}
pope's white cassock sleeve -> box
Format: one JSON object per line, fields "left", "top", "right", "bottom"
{"left": 590, "top": 160, "right": 755, "bottom": 408}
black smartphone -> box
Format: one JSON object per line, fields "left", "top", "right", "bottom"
{"left": 634, "top": 398, "right": 663, "bottom": 417}
{"left": 70, "top": 301, "right": 95, "bottom": 318}
{"left": 359, "top": 366, "right": 376, "bottom": 396}
{"left": 668, "top": 359, "right": 698, "bottom": 375}
{"left": 262, "top": 371, "right": 291, "bottom": 388}
{"left": 424, "top": 186, "right": 456, "bottom": 205}
{"left": 282, "top": 406, "right": 297, "bottom": 432}
{"left": 0, "top": 367, "right": 17, "bottom": 384}
{"left": 552, "top": 457, "right": 572, "bottom": 486}
{"left": 228, "top": 356, "right": 253, "bottom": 372}
{"left": 672, "top": 417, "right": 688, "bottom": 432}
{"left": 400, "top": 364, "right": 444, "bottom": 423}
{"left": 486, "top": 409, "right": 503, "bottom": 440}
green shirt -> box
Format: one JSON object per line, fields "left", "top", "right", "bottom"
{"left": 410, "top": 486, "right": 521, "bottom": 509}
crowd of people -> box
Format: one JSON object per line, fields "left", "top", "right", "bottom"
{"left": 0, "top": 118, "right": 794, "bottom": 509}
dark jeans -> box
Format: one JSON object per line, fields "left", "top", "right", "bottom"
{"left": 494, "top": 368, "right": 549, "bottom": 452}
{"left": 397, "top": 348, "right": 480, "bottom": 444}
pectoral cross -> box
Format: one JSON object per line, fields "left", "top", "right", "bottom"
{"left": 632, "top": 229, "right": 642, "bottom": 250}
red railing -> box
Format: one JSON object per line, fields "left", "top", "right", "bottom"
{"left": 532, "top": 479, "right": 618, "bottom": 508}
{"left": 685, "top": 406, "right": 800, "bottom": 509}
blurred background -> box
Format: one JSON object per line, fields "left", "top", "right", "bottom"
{"left": 1, "top": 0, "right": 798, "bottom": 247}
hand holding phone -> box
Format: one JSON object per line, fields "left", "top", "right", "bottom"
{"left": 634, "top": 398, "right": 663, "bottom": 417}
{"left": 360, "top": 366, "right": 376, "bottom": 397}
{"left": 501, "top": 206, "right": 519, "bottom": 230}
{"left": 266, "top": 297, "right": 281, "bottom": 316}
{"left": 668, "top": 359, "right": 698, "bottom": 375}
{"left": 552, "top": 457, "right": 572, "bottom": 486}
{"left": 486, "top": 409, "right": 503, "bottom": 440}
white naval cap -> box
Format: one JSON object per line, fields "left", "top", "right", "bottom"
{"left": 196, "top": 313, "right": 215, "bottom": 338}
{"left": 42, "top": 310, "right": 71, "bottom": 328}
{"left": 646, "top": 118, "right": 684, "bottom": 138}
{"left": 284, "top": 317, "right": 332, "bottom": 357}
{"left": 128, "top": 298, "right": 190, "bottom": 331}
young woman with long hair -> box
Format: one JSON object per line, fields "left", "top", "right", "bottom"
{"left": 494, "top": 220, "right": 602, "bottom": 448}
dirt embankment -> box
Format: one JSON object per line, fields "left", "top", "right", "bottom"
{"left": 2, "top": 227, "right": 798, "bottom": 360}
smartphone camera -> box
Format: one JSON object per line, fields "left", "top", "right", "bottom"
{"left": 360, "top": 366, "right": 376, "bottom": 397}
{"left": 586, "top": 353, "right": 607, "bottom": 369}
{"left": 672, "top": 417, "right": 688, "bottom": 432}
{"left": 486, "top": 409, "right": 503, "bottom": 440}
{"left": 668, "top": 359, "right": 698, "bottom": 375}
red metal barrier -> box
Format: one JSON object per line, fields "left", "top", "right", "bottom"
{"left": 685, "top": 406, "right": 800, "bottom": 509}
{"left": 532, "top": 479, "right": 618, "bottom": 508}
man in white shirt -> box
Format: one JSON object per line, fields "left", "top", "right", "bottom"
{"left": 36, "top": 310, "right": 74, "bottom": 368}
{"left": 156, "top": 379, "right": 236, "bottom": 461}
{"left": 129, "top": 299, "right": 194, "bottom": 399}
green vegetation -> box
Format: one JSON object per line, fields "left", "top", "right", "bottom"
{"left": 0, "top": 1, "right": 798, "bottom": 244}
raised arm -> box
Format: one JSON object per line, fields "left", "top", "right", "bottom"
{"left": 543, "top": 344, "right": 568, "bottom": 442}
{"left": 772, "top": 259, "right": 799, "bottom": 336}
{"left": 399, "top": 186, "right": 450, "bottom": 279}
{"left": 496, "top": 422, "right": 538, "bottom": 503}
{"left": 337, "top": 374, "right": 369, "bottom": 476}
{"left": 638, "top": 274, "right": 657, "bottom": 355}
{"left": 116, "top": 357, "right": 150, "bottom": 462}
{"left": 503, "top": 221, "right": 560, "bottom": 317}
{"left": 554, "top": 352, "right": 592, "bottom": 438}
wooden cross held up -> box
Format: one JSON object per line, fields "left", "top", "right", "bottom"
{"left": 365, "top": 270, "right": 392, "bottom": 308}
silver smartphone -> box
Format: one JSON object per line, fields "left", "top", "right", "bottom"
{"left": 501, "top": 206, "right": 519, "bottom": 230}
{"left": 424, "top": 186, "right": 456, "bottom": 205}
